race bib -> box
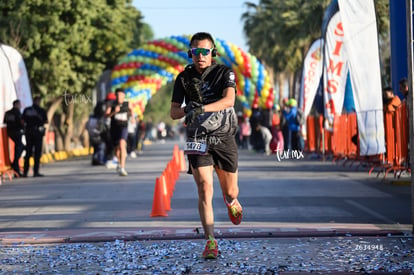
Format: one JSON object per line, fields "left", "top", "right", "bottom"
{"left": 184, "top": 141, "right": 207, "bottom": 155}
{"left": 114, "top": 112, "right": 128, "bottom": 121}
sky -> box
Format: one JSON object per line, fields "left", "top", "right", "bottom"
{"left": 132, "top": 0, "right": 259, "bottom": 52}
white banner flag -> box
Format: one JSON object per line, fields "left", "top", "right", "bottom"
{"left": 0, "top": 46, "right": 18, "bottom": 126}
{"left": 338, "top": 0, "right": 385, "bottom": 155}
{"left": 301, "top": 38, "right": 323, "bottom": 118}
{"left": 1, "top": 45, "right": 32, "bottom": 110}
{"left": 323, "top": 12, "right": 349, "bottom": 130}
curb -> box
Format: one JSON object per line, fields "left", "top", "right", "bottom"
{"left": 0, "top": 227, "right": 409, "bottom": 246}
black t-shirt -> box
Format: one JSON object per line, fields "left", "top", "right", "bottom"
{"left": 110, "top": 101, "right": 130, "bottom": 128}
{"left": 3, "top": 107, "right": 23, "bottom": 137}
{"left": 172, "top": 63, "right": 236, "bottom": 105}
{"left": 22, "top": 105, "right": 47, "bottom": 133}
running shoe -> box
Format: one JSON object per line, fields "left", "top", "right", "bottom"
{"left": 119, "top": 168, "right": 128, "bottom": 176}
{"left": 224, "top": 197, "right": 243, "bottom": 225}
{"left": 202, "top": 235, "right": 218, "bottom": 259}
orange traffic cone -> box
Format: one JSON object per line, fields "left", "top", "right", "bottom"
{"left": 173, "top": 145, "right": 179, "bottom": 163}
{"left": 170, "top": 158, "right": 179, "bottom": 181}
{"left": 150, "top": 177, "right": 168, "bottom": 217}
{"left": 173, "top": 144, "right": 179, "bottom": 157}
{"left": 163, "top": 166, "right": 173, "bottom": 197}
{"left": 160, "top": 174, "right": 171, "bottom": 211}
{"left": 179, "top": 150, "right": 186, "bottom": 172}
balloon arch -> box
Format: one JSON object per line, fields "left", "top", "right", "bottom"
{"left": 110, "top": 35, "right": 274, "bottom": 118}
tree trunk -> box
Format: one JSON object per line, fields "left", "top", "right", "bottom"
{"left": 63, "top": 102, "right": 74, "bottom": 152}
{"left": 293, "top": 69, "right": 302, "bottom": 101}
{"left": 45, "top": 97, "right": 63, "bottom": 154}
{"left": 278, "top": 72, "right": 285, "bottom": 105}
{"left": 78, "top": 116, "right": 90, "bottom": 149}
{"left": 52, "top": 113, "right": 64, "bottom": 152}
{"left": 288, "top": 71, "right": 295, "bottom": 99}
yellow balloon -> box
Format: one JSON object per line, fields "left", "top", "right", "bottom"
{"left": 261, "top": 88, "right": 269, "bottom": 99}
{"left": 259, "top": 97, "right": 266, "bottom": 108}
{"left": 245, "top": 108, "right": 252, "bottom": 118}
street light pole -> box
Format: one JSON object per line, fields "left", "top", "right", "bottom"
{"left": 406, "top": 0, "right": 414, "bottom": 234}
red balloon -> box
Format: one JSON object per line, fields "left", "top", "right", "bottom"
{"left": 266, "top": 99, "right": 274, "bottom": 109}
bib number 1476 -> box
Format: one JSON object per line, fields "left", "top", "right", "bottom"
{"left": 185, "top": 141, "right": 207, "bottom": 154}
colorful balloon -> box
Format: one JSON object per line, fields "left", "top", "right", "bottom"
{"left": 110, "top": 35, "right": 272, "bottom": 118}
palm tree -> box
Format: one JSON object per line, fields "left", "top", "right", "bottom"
{"left": 242, "top": 0, "right": 328, "bottom": 102}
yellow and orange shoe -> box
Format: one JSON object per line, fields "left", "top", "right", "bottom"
{"left": 202, "top": 235, "right": 218, "bottom": 259}
{"left": 224, "top": 197, "right": 243, "bottom": 225}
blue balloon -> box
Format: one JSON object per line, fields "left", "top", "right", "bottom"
{"left": 111, "top": 79, "right": 120, "bottom": 86}
{"left": 244, "top": 78, "right": 251, "bottom": 98}
{"left": 177, "top": 51, "right": 190, "bottom": 61}
{"left": 178, "top": 36, "right": 190, "bottom": 46}
{"left": 219, "top": 57, "right": 232, "bottom": 68}
{"left": 256, "top": 63, "right": 265, "bottom": 95}
{"left": 223, "top": 43, "right": 235, "bottom": 63}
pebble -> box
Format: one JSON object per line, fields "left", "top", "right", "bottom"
{"left": 0, "top": 237, "right": 413, "bottom": 274}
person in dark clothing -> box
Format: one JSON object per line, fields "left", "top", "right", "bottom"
{"left": 170, "top": 32, "right": 243, "bottom": 259}
{"left": 280, "top": 98, "right": 290, "bottom": 151}
{"left": 87, "top": 101, "right": 108, "bottom": 165}
{"left": 22, "top": 96, "right": 48, "bottom": 177}
{"left": 105, "top": 88, "right": 134, "bottom": 176}
{"left": 3, "top": 99, "right": 25, "bottom": 176}
{"left": 249, "top": 105, "right": 263, "bottom": 151}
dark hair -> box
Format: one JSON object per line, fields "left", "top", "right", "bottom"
{"left": 115, "top": 88, "right": 125, "bottom": 93}
{"left": 189, "top": 32, "right": 216, "bottom": 48}
{"left": 383, "top": 86, "right": 393, "bottom": 93}
{"left": 399, "top": 78, "right": 408, "bottom": 87}
{"left": 12, "top": 99, "right": 20, "bottom": 106}
{"left": 33, "top": 95, "right": 42, "bottom": 102}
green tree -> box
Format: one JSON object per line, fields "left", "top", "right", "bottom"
{"left": 143, "top": 83, "right": 175, "bottom": 126}
{"left": 0, "top": 0, "right": 150, "bottom": 151}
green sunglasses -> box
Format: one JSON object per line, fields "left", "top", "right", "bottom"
{"left": 190, "top": 48, "right": 213, "bottom": 56}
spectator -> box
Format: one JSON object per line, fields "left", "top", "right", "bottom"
{"left": 399, "top": 78, "right": 408, "bottom": 100}
{"left": 283, "top": 98, "right": 303, "bottom": 151}
{"left": 270, "top": 106, "right": 284, "bottom": 154}
{"left": 136, "top": 119, "right": 146, "bottom": 155}
{"left": 256, "top": 123, "right": 273, "bottom": 155}
{"left": 280, "top": 97, "right": 290, "bottom": 151}
{"left": 383, "top": 86, "right": 401, "bottom": 113}
{"left": 87, "top": 101, "right": 108, "bottom": 165}
{"left": 22, "top": 95, "right": 48, "bottom": 177}
{"left": 127, "top": 115, "right": 137, "bottom": 158}
{"left": 3, "top": 99, "right": 24, "bottom": 177}
{"left": 103, "top": 93, "right": 116, "bottom": 165}
{"left": 240, "top": 117, "right": 251, "bottom": 150}
{"left": 249, "top": 104, "right": 263, "bottom": 151}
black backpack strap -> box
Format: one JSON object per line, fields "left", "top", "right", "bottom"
{"left": 180, "top": 65, "right": 203, "bottom": 103}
